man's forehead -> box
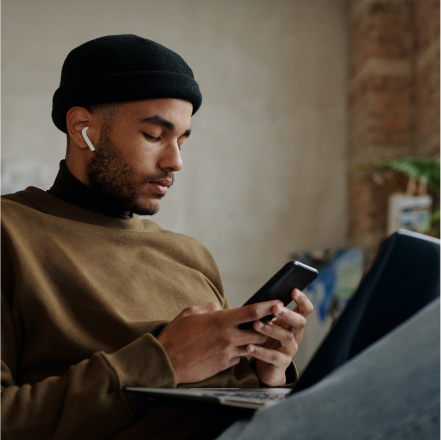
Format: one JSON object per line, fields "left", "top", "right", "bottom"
{"left": 118, "top": 99, "right": 192, "bottom": 128}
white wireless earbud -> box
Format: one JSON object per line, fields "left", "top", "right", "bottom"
{"left": 82, "top": 127, "right": 96, "bottom": 152}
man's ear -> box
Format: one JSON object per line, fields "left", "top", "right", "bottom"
{"left": 66, "top": 107, "right": 98, "bottom": 151}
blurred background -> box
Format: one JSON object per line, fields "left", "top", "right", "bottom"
{"left": 2, "top": 0, "right": 439, "bottom": 371}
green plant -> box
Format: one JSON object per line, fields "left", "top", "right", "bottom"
{"left": 359, "top": 157, "right": 440, "bottom": 238}
{"left": 359, "top": 157, "right": 440, "bottom": 189}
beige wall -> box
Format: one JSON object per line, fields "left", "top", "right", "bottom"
{"left": 2, "top": 0, "right": 348, "bottom": 307}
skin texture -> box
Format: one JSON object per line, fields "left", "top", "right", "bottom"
{"left": 84, "top": 119, "right": 176, "bottom": 215}
{"left": 65, "top": 98, "right": 314, "bottom": 386}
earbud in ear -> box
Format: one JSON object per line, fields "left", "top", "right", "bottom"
{"left": 82, "top": 127, "right": 96, "bottom": 152}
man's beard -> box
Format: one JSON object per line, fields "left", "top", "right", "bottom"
{"left": 85, "top": 123, "right": 173, "bottom": 216}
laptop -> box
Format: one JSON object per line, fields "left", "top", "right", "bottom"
{"left": 125, "top": 229, "right": 440, "bottom": 410}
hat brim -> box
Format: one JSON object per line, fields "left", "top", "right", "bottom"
{"left": 52, "top": 70, "right": 202, "bottom": 133}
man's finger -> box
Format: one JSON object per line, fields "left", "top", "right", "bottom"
{"left": 270, "top": 304, "right": 308, "bottom": 343}
{"left": 245, "top": 344, "right": 291, "bottom": 368}
{"left": 273, "top": 304, "right": 307, "bottom": 329}
{"left": 227, "top": 356, "right": 242, "bottom": 369}
{"left": 227, "top": 300, "right": 283, "bottom": 326}
{"left": 253, "top": 320, "right": 296, "bottom": 353}
{"left": 232, "top": 346, "right": 254, "bottom": 358}
{"left": 291, "top": 289, "right": 314, "bottom": 317}
{"left": 232, "top": 329, "right": 268, "bottom": 346}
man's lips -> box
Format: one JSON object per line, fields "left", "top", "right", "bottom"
{"left": 148, "top": 180, "right": 172, "bottom": 195}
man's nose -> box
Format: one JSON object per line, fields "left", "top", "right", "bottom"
{"left": 159, "top": 142, "right": 183, "bottom": 172}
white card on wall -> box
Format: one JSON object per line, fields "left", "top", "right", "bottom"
{"left": 387, "top": 194, "right": 433, "bottom": 236}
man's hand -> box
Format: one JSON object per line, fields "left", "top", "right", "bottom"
{"left": 156, "top": 300, "right": 283, "bottom": 384}
{"left": 248, "top": 289, "right": 314, "bottom": 387}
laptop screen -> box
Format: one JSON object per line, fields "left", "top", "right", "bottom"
{"left": 292, "top": 229, "right": 440, "bottom": 394}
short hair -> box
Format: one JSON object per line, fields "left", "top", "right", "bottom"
{"left": 66, "top": 102, "right": 121, "bottom": 158}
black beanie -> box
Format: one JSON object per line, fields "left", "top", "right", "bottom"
{"left": 52, "top": 34, "right": 202, "bottom": 133}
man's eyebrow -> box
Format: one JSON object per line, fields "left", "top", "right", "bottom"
{"left": 139, "top": 115, "right": 175, "bottom": 131}
{"left": 139, "top": 115, "right": 191, "bottom": 137}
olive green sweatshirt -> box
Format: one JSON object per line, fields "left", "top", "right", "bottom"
{"left": 1, "top": 187, "right": 260, "bottom": 440}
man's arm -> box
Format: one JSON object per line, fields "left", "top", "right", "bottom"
{"left": 1, "top": 288, "right": 177, "bottom": 440}
{"left": 1, "top": 290, "right": 294, "bottom": 439}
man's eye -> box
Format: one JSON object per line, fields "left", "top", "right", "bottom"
{"left": 143, "top": 133, "right": 160, "bottom": 142}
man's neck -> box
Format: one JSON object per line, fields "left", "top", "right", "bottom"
{"left": 64, "top": 156, "right": 90, "bottom": 187}
{"left": 47, "top": 160, "right": 132, "bottom": 219}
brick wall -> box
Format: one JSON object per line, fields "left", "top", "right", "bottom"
{"left": 348, "top": 0, "right": 440, "bottom": 264}
{"left": 415, "top": 0, "right": 440, "bottom": 155}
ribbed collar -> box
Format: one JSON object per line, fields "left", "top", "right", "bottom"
{"left": 47, "top": 160, "right": 132, "bottom": 219}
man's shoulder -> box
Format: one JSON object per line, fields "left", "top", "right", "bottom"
{"left": 1, "top": 191, "right": 47, "bottom": 238}
{"left": 2, "top": 191, "right": 27, "bottom": 203}
{"left": 1, "top": 189, "right": 43, "bottom": 212}
{"left": 140, "top": 219, "right": 219, "bottom": 269}
{"left": 140, "top": 218, "right": 207, "bottom": 250}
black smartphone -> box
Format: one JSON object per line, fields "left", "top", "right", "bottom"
{"left": 238, "top": 261, "right": 319, "bottom": 329}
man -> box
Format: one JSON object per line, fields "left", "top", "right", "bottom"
{"left": 1, "top": 34, "right": 313, "bottom": 439}
{"left": 4, "top": 34, "right": 440, "bottom": 440}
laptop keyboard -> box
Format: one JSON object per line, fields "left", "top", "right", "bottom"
{"left": 210, "top": 391, "right": 287, "bottom": 401}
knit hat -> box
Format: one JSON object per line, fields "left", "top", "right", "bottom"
{"left": 52, "top": 34, "right": 202, "bottom": 133}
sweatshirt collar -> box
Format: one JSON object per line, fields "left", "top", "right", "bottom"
{"left": 16, "top": 186, "right": 146, "bottom": 231}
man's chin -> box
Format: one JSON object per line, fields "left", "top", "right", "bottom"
{"left": 134, "top": 207, "right": 160, "bottom": 216}
{"left": 130, "top": 199, "right": 162, "bottom": 216}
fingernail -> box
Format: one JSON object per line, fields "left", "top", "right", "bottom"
{"left": 257, "top": 321, "right": 264, "bottom": 329}
{"left": 247, "top": 345, "right": 255, "bottom": 353}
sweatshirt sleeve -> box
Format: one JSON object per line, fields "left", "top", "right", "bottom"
{"left": 1, "top": 289, "right": 177, "bottom": 440}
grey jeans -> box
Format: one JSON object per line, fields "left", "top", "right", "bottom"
{"left": 218, "top": 298, "right": 440, "bottom": 440}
